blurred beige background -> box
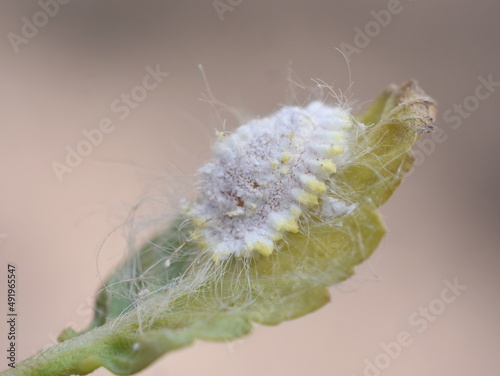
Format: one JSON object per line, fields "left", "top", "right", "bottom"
{"left": 1, "top": 1, "right": 499, "bottom": 375}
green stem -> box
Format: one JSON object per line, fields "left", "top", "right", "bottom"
{"left": 1, "top": 320, "right": 134, "bottom": 376}
{"left": 1, "top": 301, "right": 197, "bottom": 376}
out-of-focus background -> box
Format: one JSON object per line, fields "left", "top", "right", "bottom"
{"left": 1, "top": 1, "right": 499, "bottom": 375}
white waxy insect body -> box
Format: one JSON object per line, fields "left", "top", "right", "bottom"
{"left": 185, "top": 101, "right": 360, "bottom": 260}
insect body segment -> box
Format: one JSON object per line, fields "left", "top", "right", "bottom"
{"left": 184, "top": 102, "right": 357, "bottom": 260}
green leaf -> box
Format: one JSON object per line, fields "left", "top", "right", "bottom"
{"left": 1, "top": 81, "right": 436, "bottom": 376}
